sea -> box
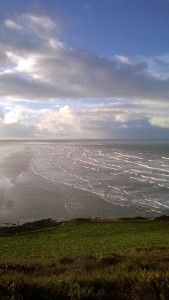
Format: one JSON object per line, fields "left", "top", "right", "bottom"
{"left": 0, "top": 140, "right": 169, "bottom": 224}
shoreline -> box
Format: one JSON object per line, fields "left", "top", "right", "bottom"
{"left": 0, "top": 141, "right": 169, "bottom": 224}
{"left": 1, "top": 214, "right": 169, "bottom": 235}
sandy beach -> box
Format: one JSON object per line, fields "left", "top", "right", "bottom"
{"left": 0, "top": 141, "right": 169, "bottom": 224}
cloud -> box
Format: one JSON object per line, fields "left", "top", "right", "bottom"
{"left": 20, "top": 14, "right": 56, "bottom": 36}
{"left": 149, "top": 116, "right": 169, "bottom": 128}
{"left": 23, "top": 14, "right": 55, "bottom": 30}
{"left": 0, "top": 12, "right": 169, "bottom": 138}
{"left": 0, "top": 13, "right": 169, "bottom": 103}
{"left": 4, "top": 19, "right": 22, "bottom": 30}
{"left": 0, "top": 99, "right": 168, "bottom": 139}
{"left": 115, "top": 55, "right": 132, "bottom": 65}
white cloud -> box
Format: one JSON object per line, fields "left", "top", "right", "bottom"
{"left": 0, "top": 13, "right": 169, "bottom": 103}
{"left": 0, "top": 12, "right": 169, "bottom": 138}
{"left": 149, "top": 116, "right": 169, "bottom": 128}
{"left": 0, "top": 100, "right": 167, "bottom": 139}
{"left": 20, "top": 14, "right": 56, "bottom": 36}
{"left": 4, "top": 19, "right": 22, "bottom": 30}
{"left": 4, "top": 109, "right": 21, "bottom": 124}
{"left": 5, "top": 51, "right": 36, "bottom": 73}
{"left": 115, "top": 55, "right": 132, "bottom": 65}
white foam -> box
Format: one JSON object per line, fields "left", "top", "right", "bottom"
{"left": 141, "top": 175, "right": 169, "bottom": 182}
{"left": 108, "top": 155, "right": 122, "bottom": 161}
{"left": 136, "top": 201, "right": 159, "bottom": 209}
{"left": 130, "top": 169, "right": 152, "bottom": 174}
{"left": 30, "top": 158, "right": 52, "bottom": 182}
{"left": 124, "top": 160, "right": 134, "bottom": 164}
{"left": 115, "top": 152, "right": 143, "bottom": 160}
{"left": 130, "top": 176, "right": 147, "bottom": 182}
{"left": 72, "top": 174, "right": 89, "bottom": 183}
{"left": 83, "top": 166, "right": 99, "bottom": 171}
{"left": 107, "top": 185, "right": 131, "bottom": 195}
{"left": 27, "top": 143, "right": 169, "bottom": 219}
{"left": 76, "top": 158, "right": 121, "bottom": 171}
{"left": 138, "top": 163, "right": 169, "bottom": 173}
{"left": 150, "top": 209, "right": 162, "bottom": 214}
{"left": 58, "top": 166, "right": 68, "bottom": 173}
{"left": 108, "top": 185, "right": 121, "bottom": 191}
{"left": 154, "top": 201, "right": 169, "bottom": 209}
{"left": 158, "top": 184, "right": 165, "bottom": 187}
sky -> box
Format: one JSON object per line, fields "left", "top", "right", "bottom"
{"left": 0, "top": 0, "right": 169, "bottom": 139}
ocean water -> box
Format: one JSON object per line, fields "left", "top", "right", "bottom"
{"left": 0, "top": 140, "right": 169, "bottom": 224}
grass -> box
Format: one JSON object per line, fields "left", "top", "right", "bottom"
{"left": 0, "top": 218, "right": 169, "bottom": 299}
{"left": 0, "top": 219, "right": 169, "bottom": 259}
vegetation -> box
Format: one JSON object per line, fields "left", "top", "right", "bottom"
{"left": 0, "top": 218, "right": 169, "bottom": 299}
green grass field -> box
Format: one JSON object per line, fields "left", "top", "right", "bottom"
{"left": 0, "top": 219, "right": 169, "bottom": 259}
{"left": 0, "top": 218, "right": 169, "bottom": 299}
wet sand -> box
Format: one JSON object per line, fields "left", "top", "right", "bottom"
{"left": 0, "top": 145, "right": 120, "bottom": 224}
{"left": 1, "top": 141, "right": 169, "bottom": 224}
{"left": 0, "top": 145, "right": 69, "bottom": 223}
